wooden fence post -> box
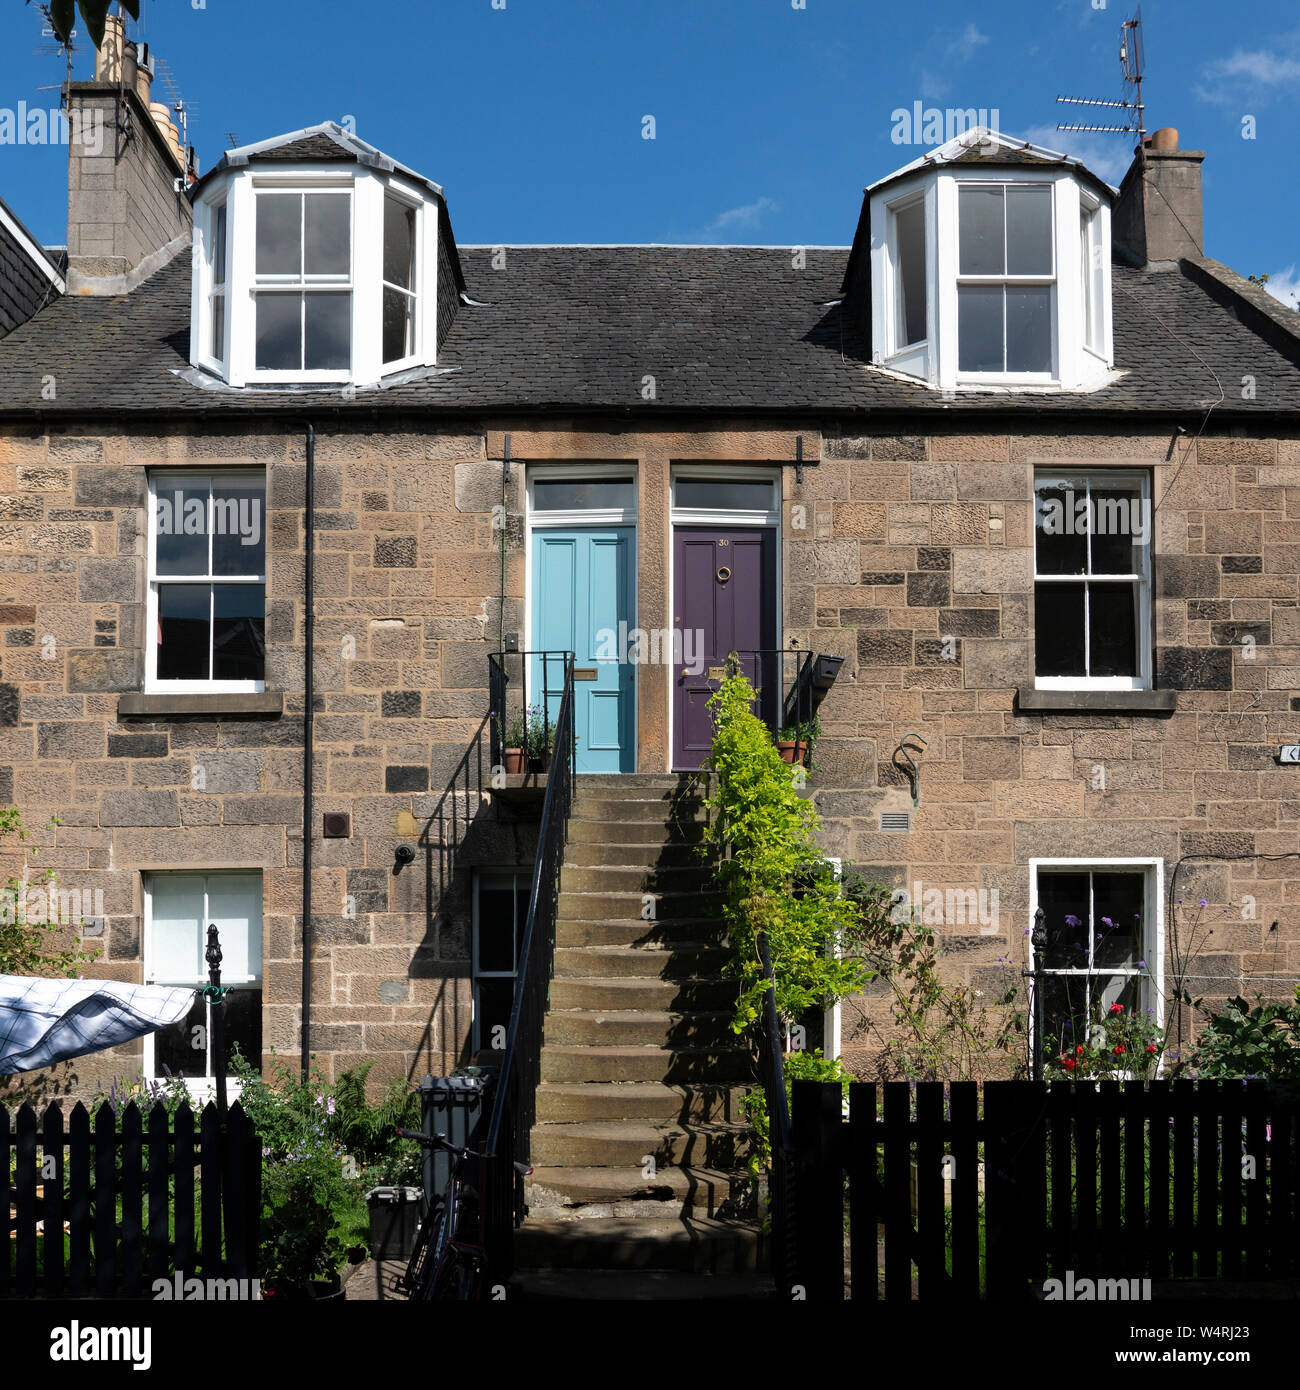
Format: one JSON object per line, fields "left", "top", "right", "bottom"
{"left": 790, "top": 1079, "right": 843, "bottom": 1301}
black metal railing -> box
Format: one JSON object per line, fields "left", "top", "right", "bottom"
{"left": 757, "top": 933, "right": 798, "bottom": 1297}
{"left": 729, "top": 649, "right": 814, "bottom": 759}
{"left": 488, "top": 650, "right": 575, "bottom": 771}
{"left": 422, "top": 712, "right": 492, "bottom": 919}
{"left": 481, "top": 652, "right": 576, "bottom": 1285}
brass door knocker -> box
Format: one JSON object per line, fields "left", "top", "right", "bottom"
{"left": 716, "top": 566, "right": 731, "bottom": 583}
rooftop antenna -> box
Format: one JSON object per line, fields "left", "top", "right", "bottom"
{"left": 1055, "top": 5, "right": 1146, "bottom": 145}
{"left": 154, "top": 54, "right": 198, "bottom": 149}
{"left": 33, "top": 4, "right": 76, "bottom": 100}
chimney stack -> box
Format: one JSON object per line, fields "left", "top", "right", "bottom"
{"left": 65, "top": 21, "right": 192, "bottom": 294}
{"left": 1112, "top": 128, "right": 1205, "bottom": 268}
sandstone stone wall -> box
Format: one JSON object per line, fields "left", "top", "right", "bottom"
{"left": 1, "top": 419, "right": 1298, "bottom": 1099}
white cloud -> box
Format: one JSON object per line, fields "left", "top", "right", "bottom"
{"left": 701, "top": 196, "right": 779, "bottom": 239}
{"left": 919, "top": 68, "right": 950, "bottom": 101}
{"left": 947, "top": 23, "right": 990, "bottom": 64}
{"left": 1199, "top": 32, "right": 1300, "bottom": 103}
{"left": 1260, "top": 266, "right": 1300, "bottom": 311}
{"left": 1022, "top": 126, "right": 1131, "bottom": 186}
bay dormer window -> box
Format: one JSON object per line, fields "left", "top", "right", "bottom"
{"left": 191, "top": 163, "right": 442, "bottom": 388}
{"left": 868, "top": 134, "right": 1114, "bottom": 393}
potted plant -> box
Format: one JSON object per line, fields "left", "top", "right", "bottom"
{"left": 502, "top": 711, "right": 527, "bottom": 774}
{"left": 527, "top": 704, "right": 555, "bottom": 772}
{"left": 776, "top": 715, "right": 819, "bottom": 767}
{"left": 776, "top": 727, "right": 806, "bottom": 765}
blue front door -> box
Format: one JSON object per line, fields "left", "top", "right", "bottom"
{"left": 531, "top": 527, "right": 635, "bottom": 772}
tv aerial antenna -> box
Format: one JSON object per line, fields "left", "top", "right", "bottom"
{"left": 154, "top": 54, "right": 198, "bottom": 149}
{"left": 1055, "top": 5, "right": 1146, "bottom": 144}
{"left": 33, "top": 3, "right": 77, "bottom": 99}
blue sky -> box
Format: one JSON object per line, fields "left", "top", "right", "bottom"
{"left": 3, "top": 0, "right": 1299, "bottom": 304}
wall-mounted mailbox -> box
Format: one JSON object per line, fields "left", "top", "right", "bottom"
{"left": 813, "top": 654, "right": 845, "bottom": 690}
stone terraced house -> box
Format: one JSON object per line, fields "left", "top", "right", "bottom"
{"left": 2, "top": 32, "right": 1300, "bottom": 1273}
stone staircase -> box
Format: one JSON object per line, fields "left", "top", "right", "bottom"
{"left": 508, "top": 775, "right": 774, "bottom": 1300}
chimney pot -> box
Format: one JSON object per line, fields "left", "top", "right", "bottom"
{"left": 1113, "top": 131, "right": 1205, "bottom": 266}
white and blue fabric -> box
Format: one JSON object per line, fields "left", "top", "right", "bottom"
{"left": 0, "top": 975, "right": 194, "bottom": 1073}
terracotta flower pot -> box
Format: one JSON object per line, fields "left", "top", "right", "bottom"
{"left": 504, "top": 748, "right": 525, "bottom": 774}
{"left": 778, "top": 740, "right": 806, "bottom": 765}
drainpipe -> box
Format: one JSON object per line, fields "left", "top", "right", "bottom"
{"left": 299, "top": 423, "right": 316, "bottom": 1080}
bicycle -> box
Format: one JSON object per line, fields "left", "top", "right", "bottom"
{"left": 390, "top": 1127, "right": 531, "bottom": 1301}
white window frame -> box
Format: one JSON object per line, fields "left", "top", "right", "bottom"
{"left": 1080, "top": 191, "right": 1108, "bottom": 362}
{"left": 471, "top": 870, "right": 531, "bottom": 1054}
{"left": 1033, "top": 468, "right": 1152, "bottom": 691}
{"left": 193, "top": 165, "right": 441, "bottom": 388}
{"left": 955, "top": 178, "right": 1057, "bottom": 385}
{"left": 886, "top": 191, "right": 930, "bottom": 363}
{"left": 142, "top": 869, "right": 264, "bottom": 1102}
{"left": 145, "top": 470, "right": 267, "bottom": 695}
{"left": 380, "top": 185, "right": 423, "bottom": 373}
{"left": 1028, "top": 858, "right": 1165, "bottom": 1075}
{"left": 869, "top": 166, "right": 1113, "bottom": 391}
{"left": 248, "top": 180, "right": 354, "bottom": 384}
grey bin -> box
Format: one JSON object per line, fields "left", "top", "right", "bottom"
{"left": 365, "top": 1186, "right": 423, "bottom": 1260}
{"left": 417, "top": 1069, "right": 497, "bottom": 1211}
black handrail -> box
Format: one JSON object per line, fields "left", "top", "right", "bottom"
{"left": 481, "top": 651, "right": 576, "bottom": 1285}
{"left": 733, "top": 648, "right": 814, "bottom": 759}
{"left": 488, "top": 650, "right": 573, "bottom": 770}
{"left": 420, "top": 712, "right": 491, "bottom": 922}
{"left": 758, "top": 932, "right": 798, "bottom": 1297}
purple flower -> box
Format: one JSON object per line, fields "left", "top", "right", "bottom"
{"left": 1137, "top": 960, "right": 1146, "bottom": 970}
{"left": 1100, "top": 917, "right": 1114, "bottom": 928}
{"left": 1065, "top": 914, "right": 1082, "bottom": 928}
{"left": 1199, "top": 898, "right": 1208, "bottom": 908}
{"left": 327, "top": 1097, "right": 336, "bottom": 1115}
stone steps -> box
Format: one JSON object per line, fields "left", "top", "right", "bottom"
{"left": 549, "top": 975, "right": 736, "bottom": 1012}
{"left": 535, "top": 1081, "right": 746, "bottom": 1124}
{"left": 551, "top": 944, "right": 730, "bottom": 978}
{"left": 514, "top": 1217, "right": 765, "bottom": 1274}
{"left": 529, "top": 1119, "right": 750, "bottom": 1169}
{"left": 515, "top": 773, "right": 762, "bottom": 1294}
{"left": 539, "top": 1044, "right": 753, "bottom": 1084}
{"left": 545, "top": 1008, "right": 736, "bottom": 1048}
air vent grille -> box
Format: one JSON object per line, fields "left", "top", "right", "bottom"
{"left": 880, "top": 811, "right": 911, "bottom": 832}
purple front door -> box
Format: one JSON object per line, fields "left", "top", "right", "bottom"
{"left": 673, "top": 526, "right": 778, "bottom": 770}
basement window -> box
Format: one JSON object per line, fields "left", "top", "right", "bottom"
{"left": 1029, "top": 859, "right": 1163, "bottom": 1069}
{"left": 143, "top": 871, "right": 263, "bottom": 1095}
{"left": 472, "top": 872, "right": 530, "bottom": 1054}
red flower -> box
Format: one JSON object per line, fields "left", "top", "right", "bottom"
{"left": 1075, "top": 1045, "right": 1084, "bottom": 1056}
{"left": 1114, "top": 1045, "right": 1125, "bottom": 1055}
{"left": 1146, "top": 1044, "right": 1157, "bottom": 1053}
{"left": 1062, "top": 1057, "right": 1076, "bottom": 1071}
{"left": 1110, "top": 1003, "right": 1123, "bottom": 1015}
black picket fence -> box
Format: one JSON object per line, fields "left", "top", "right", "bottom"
{"left": 782, "top": 1079, "right": 1300, "bottom": 1301}
{"left": 2, "top": 1099, "right": 261, "bottom": 1298}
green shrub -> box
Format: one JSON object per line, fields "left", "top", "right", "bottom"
{"left": 1182, "top": 987, "right": 1300, "bottom": 1086}
{"left": 701, "top": 664, "right": 873, "bottom": 1034}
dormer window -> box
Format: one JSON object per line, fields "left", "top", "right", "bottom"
{"left": 867, "top": 133, "right": 1114, "bottom": 393}
{"left": 956, "top": 183, "right": 1053, "bottom": 377}
{"left": 190, "top": 145, "right": 446, "bottom": 389}
{"left": 253, "top": 188, "right": 352, "bottom": 375}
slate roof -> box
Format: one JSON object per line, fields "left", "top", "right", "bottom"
{"left": 0, "top": 198, "right": 63, "bottom": 339}
{"left": 0, "top": 241, "right": 1297, "bottom": 421}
